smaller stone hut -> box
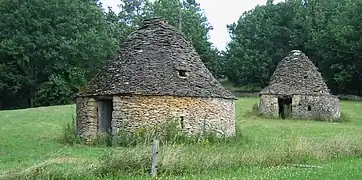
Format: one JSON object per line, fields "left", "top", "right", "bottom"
{"left": 259, "top": 50, "right": 340, "bottom": 121}
{"left": 75, "top": 18, "right": 236, "bottom": 141}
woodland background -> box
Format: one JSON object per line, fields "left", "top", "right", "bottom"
{"left": 1, "top": 0, "right": 361, "bottom": 109}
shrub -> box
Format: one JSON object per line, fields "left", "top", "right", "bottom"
{"left": 60, "top": 116, "right": 81, "bottom": 145}
{"left": 339, "top": 112, "right": 351, "bottom": 122}
{"left": 245, "top": 102, "right": 265, "bottom": 118}
{"left": 89, "top": 132, "right": 113, "bottom": 147}
{"left": 34, "top": 68, "right": 87, "bottom": 107}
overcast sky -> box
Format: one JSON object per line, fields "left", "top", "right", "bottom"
{"left": 101, "top": 0, "right": 283, "bottom": 50}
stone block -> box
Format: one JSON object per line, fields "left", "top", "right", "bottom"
{"left": 76, "top": 95, "right": 236, "bottom": 139}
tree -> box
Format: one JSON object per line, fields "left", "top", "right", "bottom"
{"left": 0, "top": 0, "right": 119, "bottom": 109}
{"left": 112, "top": 0, "right": 221, "bottom": 76}
{"left": 225, "top": 1, "right": 305, "bottom": 87}
{"left": 116, "top": 0, "right": 155, "bottom": 43}
{"left": 153, "top": 0, "right": 219, "bottom": 75}
{"left": 303, "top": 0, "right": 362, "bottom": 95}
{"left": 225, "top": 0, "right": 362, "bottom": 95}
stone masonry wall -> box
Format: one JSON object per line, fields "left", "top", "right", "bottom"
{"left": 259, "top": 95, "right": 279, "bottom": 117}
{"left": 259, "top": 94, "right": 341, "bottom": 121}
{"left": 292, "top": 95, "right": 341, "bottom": 121}
{"left": 76, "top": 97, "right": 98, "bottom": 140}
{"left": 112, "top": 95, "right": 235, "bottom": 136}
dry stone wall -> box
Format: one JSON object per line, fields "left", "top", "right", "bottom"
{"left": 292, "top": 95, "right": 340, "bottom": 121}
{"left": 259, "top": 95, "right": 279, "bottom": 117}
{"left": 112, "top": 95, "right": 235, "bottom": 136}
{"left": 76, "top": 95, "right": 235, "bottom": 140}
{"left": 76, "top": 97, "right": 98, "bottom": 141}
{"left": 259, "top": 95, "right": 341, "bottom": 121}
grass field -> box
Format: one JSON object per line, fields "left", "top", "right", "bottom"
{"left": 0, "top": 97, "right": 362, "bottom": 179}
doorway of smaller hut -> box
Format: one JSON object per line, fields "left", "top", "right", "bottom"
{"left": 97, "top": 99, "right": 113, "bottom": 133}
{"left": 278, "top": 96, "right": 292, "bottom": 119}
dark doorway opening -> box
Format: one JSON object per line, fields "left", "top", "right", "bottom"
{"left": 278, "top": 96, "right": 292, "bottom": 119}
{"left": 97, "top": 99, "right": 113, "bottom": 133}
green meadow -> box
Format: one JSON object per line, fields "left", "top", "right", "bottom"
{"left": 1, "top": 97, "right": 362, "bottom": 179}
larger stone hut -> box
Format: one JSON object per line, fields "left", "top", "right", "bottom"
{"left": 76, "top": 18, "right": 236, "bottom": 140}
{"left": 259, "top": 50, "right": 340, "bottom": 121}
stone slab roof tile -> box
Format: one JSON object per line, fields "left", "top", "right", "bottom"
{"left": 260, "top": 50, "right": 331, "bottom": 96}
{"left": 78, "top": 17, "right": 235, "bottom": 100}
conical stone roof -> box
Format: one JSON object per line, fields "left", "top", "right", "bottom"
{"left": 78, "top": 17, "right": 235, "bottom": 99}
{"left": 260, "top": 50, "right": 330, "bottom": 96}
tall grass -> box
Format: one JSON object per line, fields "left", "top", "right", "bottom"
{"left": 60, "top": 116, "right": 81, "bottom": 145}
{"left": 112, "top": 120, "right": 247, "bottom": 147}
{"left": 4, "top": 98, "right": 360, "bottom": 179}
{"left": 4, "top": 134, "right": 362, "bottom": 179}
{"left": 56, "top": 106, "right": 357, "bottom": 177}
{"left": 63, "top": 119, "right": 248, "bottom": 147}
{"left": 339, "top": 112, "right": 351, "bottom": 122}
{"left": 93, "top": 134, "right": 362, "bottom": 177}
{"left": 92, "top": 120, "right": 248, "bottom": 177}
{"left": 248, "top": 102, "right": 260, "bottom": 116}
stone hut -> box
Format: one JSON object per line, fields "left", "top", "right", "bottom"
{"left": 259, "top": 50, "right": 340, "bottom": 121}
{"left": 75, "top": 18, "right": 236, "bottom": 140}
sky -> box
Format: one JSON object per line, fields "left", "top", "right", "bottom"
{"left": 101, "top": 0, "right": 283, "bottom": 50}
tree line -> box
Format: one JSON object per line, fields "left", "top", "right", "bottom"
{"left": 225, "top": 0, "right": 362, "bottom": 96}
{"left": 0, "top": 0, "right": 361, "bottom": 109}
{"left": 0, "top": 0, "right": 217, "bottom": 109}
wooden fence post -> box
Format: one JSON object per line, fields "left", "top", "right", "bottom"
{"left": 150, "top": 139, "right": 159, "bottom": 177}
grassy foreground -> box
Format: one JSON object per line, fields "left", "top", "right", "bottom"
{"left": 0, "top": 97, "right": 362, "bottom": 179}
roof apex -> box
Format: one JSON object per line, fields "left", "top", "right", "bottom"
{"left": 78, "top": 16, "right": 235, "bottom": 99}
{"left": 260, "top": 50, "right": 330, "bottom": 95}
{"left": 142, "top": 17, "right": 168, "bottom": 23}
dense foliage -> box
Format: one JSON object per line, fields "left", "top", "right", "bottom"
{"left": 1, "top": 0, "right": 362, "bottom": 109}
{"left": 225, "top": 0, "right": 362, "bottom": 95}
{"left": 0, "top": 0, "right": 220, "bottom": 109}
{"left": 112, "top": 0, "right": 222, "bottom": 77}
{"left": 0, "top": 0, "right": 119, "bottom": 109}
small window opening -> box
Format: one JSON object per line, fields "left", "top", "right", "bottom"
{"left": 298, "top": 104, "right": 302, "bottom": 106}
{"left": 304, "top": 75, "right": 308, "bottom": 79}
{"left": 180, "top": 116, "right": 184, "bottom": 129}
{"left": 178, "top": 70, "right": 187, "bottom": 78}
{"left": 308, "top": 106, "right": 312, "bottom": 111}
